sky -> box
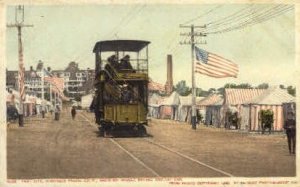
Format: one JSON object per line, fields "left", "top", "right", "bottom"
{"left": 5, "top": 3, "right": 296, "bottom": 90}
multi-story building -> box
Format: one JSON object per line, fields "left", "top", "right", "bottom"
{"left": 6, "top": 65, "right": 50, "bottom": 98}
{"left": 52, "top": 61, "right": 95, "bottom": 99}
{"left": 6, "top": 70, "right": 18, "bottom": 89}
{"left": 6, "top": 61, "right": 95, "bottom": 101}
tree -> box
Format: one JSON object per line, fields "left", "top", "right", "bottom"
{"left": 257, "top": 83, "right": 269, "bottom": 89}
{"left": 287, "top": 86, "right": 296, "bottom": 96}
{"left": 279, "top": 84, "right": 285, "bottom": 89}
{"left": 196, "top": 88, "right": 209, "bottom": 97}
{"left": 238, "top": 83, "right": 252, "bottom": 89}
{"left": 217, "top": 87, "right": 225, "bottom": 96}
{"left": 224, "top": 83, "right": 237, "bottom": 88}
{"left": 208, "top": 88, "right": 216, "bottom": 95}
{"left": 174, "top": 80, "right": 191, "bottom": 96}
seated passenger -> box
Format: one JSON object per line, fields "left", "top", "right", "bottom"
{"left": 119, "top": 55, "right": 133, "bottom": 70}
{"left": 107, "top": 55, "right": 119, "bottom": 70}
{"left": 105, "top": 55, "right": 119, "bottom": 77}
{"left": 121, "top": 84, "right": 133, "bottom": 103}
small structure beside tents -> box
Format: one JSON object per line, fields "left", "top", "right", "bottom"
{"left": 148, "top": 93, "right": 163, "bottom": 119}
{"left": 159, "top": 92, "right": 180, "bottom": 120}
{"left": 197, "top": 94, "right": 223, "bottom": 127}
{"left": 177, "top": 95, "right": 204, "bottom": 123}
{"left": 224, "top": 87, "right": 295, "bottom": 132}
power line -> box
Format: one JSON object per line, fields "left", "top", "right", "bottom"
{"left": 113, "top": 4, "right": 146, "bottom": 37}
{"left": 202, "top": 4, "right": 264, "bottom": 31}
{"left": 205, "top": 5, "right": 293, "bottom": 34}
{"left": 182, "top": 5, "right": 223, "bottom": 25}
{"left": 73, "top": 4, "right": 147, "bottom": 64}
{"left": 204, "top": 4, "right": 256, "bottom": 26}
{"left": 104, "top": 4, "right": 142, "bottom": 39}
{"left": 67, "top": 5, "right": 142, "bottom": 64}
{"left": 203, "top": 4, "right": 286, "bottom": 32}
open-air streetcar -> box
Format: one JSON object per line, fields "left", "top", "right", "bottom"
{"left": 92, "top": 40, "right": 150, "bottom": 137}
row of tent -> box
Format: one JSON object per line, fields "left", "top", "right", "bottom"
{"left": 148, "top": 92, "right": 204, "bottom": 121}
{"left": 148, "top": 87, "right": 296, "bottom": 132}
{"left": 6, "top": 89, "right": 58, "bottom": 117}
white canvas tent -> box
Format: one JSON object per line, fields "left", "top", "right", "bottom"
{"left": 81, "top": 94, "right": 93, "bottom": 109}
{"left": 244, "top": 87, "right": 296, "bottom": 131}
{"left": 197, "top": 94, "right": 223, "bottom": 127}
{"left": 159, "top": 92, "right": 180, "bottom": 119}
{"left": 148, "top": 93, "right": 163, "bottom": 118}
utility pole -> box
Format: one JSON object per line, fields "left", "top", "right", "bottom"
{"left": 49, "top": 83, "right": 52, "bottom": 110}
{"left": 7, "top": 5, "right": 33, "bottom": 127}
{"left": 180, "top": 24, "right": 206, "bottom": 130}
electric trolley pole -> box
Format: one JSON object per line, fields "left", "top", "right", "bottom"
{"left": 7, "top": 5, "right": 33, "bottom": 127}
{"left": 180, "top": 24, "right": 206, "bottom": 130}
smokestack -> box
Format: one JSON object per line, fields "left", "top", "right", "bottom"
{"left": 165, "top": 54, "right": 173, "bottom": 95}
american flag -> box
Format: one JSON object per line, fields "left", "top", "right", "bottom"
{"left": 19, "top": 65, "right": 25, "bottom": 101}
{"left": 44, "top": 77, "right": 64, "bottom": 92}
{"left": 195, "top": 46, "right": 239, "bottom": 78}
{"left": 44, "top": 76, "right": 69, "bottom": 101}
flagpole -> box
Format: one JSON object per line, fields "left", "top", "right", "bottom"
{"left": 41, "top": 66, "right": 45, "bottom": 117}
{"left": 50, "top": 83, "right": 52, "bottom": 110}
{"left": 191, "top": 25, "right": 197, "bottom": 130}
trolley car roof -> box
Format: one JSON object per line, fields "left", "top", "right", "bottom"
{"left": 93, "top": 40, "right": 150, "bottom": 53}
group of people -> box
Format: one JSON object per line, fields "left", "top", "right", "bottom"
{"left": 107, "top": 54, "right": 133, "bottom": 71}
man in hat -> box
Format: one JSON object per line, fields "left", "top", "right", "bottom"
{"left": 119, "top": 55, "right": 133, "bottom": 70}
{"left": 121, "top": 84, "right": 133, "bottom": 103}
{"left": 107, "top": 55, "right": 119, "bottom": 70}
{"left": 284, "top": 111, "right": 296, "bottom": 154}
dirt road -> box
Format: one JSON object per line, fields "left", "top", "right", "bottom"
{"left": 7, "top": 110, "right": 295, "bottom": 179}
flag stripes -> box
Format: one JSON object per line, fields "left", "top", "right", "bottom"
{"left": 195, "top": 46, "right": 239, "bottom": 78}
{"left": 44, "top": 77, "right": 64, "bottom": 92}
{"left": 19, "top": 64, "right": 25, "bottom": 101}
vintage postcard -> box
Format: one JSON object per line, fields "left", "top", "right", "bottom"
{"left": 1, "top": 0, "right": 299, "bottom": 187}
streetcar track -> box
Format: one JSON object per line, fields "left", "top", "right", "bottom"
{"left": 81, "top": 112, "right": 235, "bottom": 177}
{"left": 144, "top": 139, "right": 235, "bottom": 177}
{"left": 110, "top": 138, "right": 160, "bottom": 177}
{"left": 78, "top": 112, "right": 98, "bottom": 128}
{"left": 79, "top": 112, "right": 160, "bottom": 176}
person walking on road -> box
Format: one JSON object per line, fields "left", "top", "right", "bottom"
{"left": 284, "top": 111, "right": 296, "bottom": 155}
{"left": 71, "top": 106, "right": 77, "bottom": 120}
{"left": 41, "top": 106, "right": 45, "bottom": 118}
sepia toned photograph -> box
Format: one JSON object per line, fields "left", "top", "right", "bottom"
{"left": 1, "top": 1, "right": 299, "bottom": 186}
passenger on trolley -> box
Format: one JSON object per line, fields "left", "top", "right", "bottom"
{"left": 119, "top": 55, "right": 133, "bottom": 70}
{"left": 121, "top": 84, "right": 133, "bottom": 103}
{"left": 107, "top": 55, "right": 119, "bottom": 70}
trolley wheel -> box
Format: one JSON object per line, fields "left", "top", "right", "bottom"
{"left": 137, "top": 125, "right": 147, "bottom": 137}
{"left": 98, "top": 126, "right": 104, "bottom": 137}
{"left": 102, "top": 123, "right": 113, "bottom": 138}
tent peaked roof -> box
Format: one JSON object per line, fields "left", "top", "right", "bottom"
{"left": 250, "top": 87, "right": 295, "bottom": 105}
{"left": 197, "top": 94, "right": 223, "bottom": 106}
{"left": 148, "top": 93, "right": 163, "bottom": 106}
{"left": 148, "top": 80, "right": 165, "bottom": 92}
{"left": 161, "top": 91, "right": 180, "bottom": 106}
{"left": 224, "top": 88, "right": 265, "bottom": 105}
{"left": 178, "top": 95, "right": 205, "bottom": 106}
